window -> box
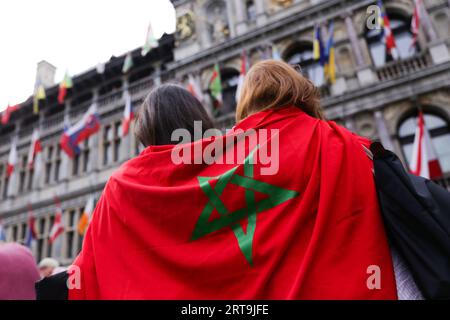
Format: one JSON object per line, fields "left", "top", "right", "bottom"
{"left": 0, "top": 164, "right": 3, "bottom": 198}
{"left": 103, "top": 125, "right": 112, "bottom": 165}
{"left": 366, "top": 13, "right": 418, "bottom": 67}
{"left": 3, "top": 177, "right": 9, "bottom": 199}
{"left": 284, "top": 43, "right": 325, "bottom": 87}
{"left": 12, "top": 225, "right": 18, "bottom": 242}
{"left": 398, "top": 112, "right": 450, "bottom": 174}
{"left": 103, "top": 123, "right": 122, "bottom": 165}
{"left": 65, "top": 210, "right": 77, "bottom": 259}
{"left": 54, "top": 146, "right": 61, "bottom": 181}
{"left": 82, "top": 140, "right": 90, "bottom": 172}
{"left": 27, "top": 167, "right": 34, "bottom": 191}
{"left": 18, "top": 155, "right": 28, "bottom": 193}
{"left": 45, "top": 146, "right": 54, "bottom": 184}
{"left": 113, "top": 121, "right": 122, "bottom": 162}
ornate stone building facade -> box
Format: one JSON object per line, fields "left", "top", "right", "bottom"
{"left": 1, "top": 0, "right": 450, "bottom": 264}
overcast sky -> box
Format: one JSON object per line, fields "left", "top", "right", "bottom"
{"left": 0, "top": 0, "right": 176, "bottom": 112}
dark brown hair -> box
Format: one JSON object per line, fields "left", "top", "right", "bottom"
{"left": 236, "top": 60, "right": 324, "bottom": 122}
{"left": 135, "top": 84, "right": 215, "bottom": 146}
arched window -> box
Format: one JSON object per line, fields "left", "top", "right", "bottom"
{"left": 366, "top": 12, "right": 418, "bottom": 67}
{"left": 215, "top": 68, "right": 239, "bottom": 117}
{"left": 283, "top": 42, "right": 324, "bottom": 86}
{"left": 398, "top": 112, "right": 450, "bottom": 173}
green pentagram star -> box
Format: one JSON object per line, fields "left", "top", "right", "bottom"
{"left": 191, "top": 146, "right": 299, "bottom": 265}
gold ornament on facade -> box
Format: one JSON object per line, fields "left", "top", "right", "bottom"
{"left": 272, "top": 0, "right": 294, "bottom": 7}
{"left": 176, "top": 11, "right": 196, "bottom": 41}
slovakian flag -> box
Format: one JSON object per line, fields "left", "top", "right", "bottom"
{"left": 58, "top": 72, "right": 73, "bottom": 105}
{"left": 25, "top": 204, "right": 38, "bottom": 248}
{"left": 377, "top": 0, "right": 399, "bottom": 60}
{"left": 70, "top": 106, "right": 397, "bottom": 299}
{"left": 6, "top": 137, "right": 18, "bottom": 178}
{"left": 209, "top": 63, "right": 223, "bottom": 108}
{"left": 60, "top": 104, "right": 100, "bottom": 158}
{"left": 235, "top": 50, "right": 249, "bottom": 103}
{"left": 27, "top": 129, "right": 42, "bottom": 169}
{"left": 121, "top": 91, "right": 134, "bottom": 137}
{"left": 1, "top": 104, "right": 20, "bottom": 125}
{"left": 49, "top": 197, "right": 64, "bottom": 244}
{"left": 187, "top": 74, "right": 204, "bottom": 103}
{"left": 409, "top": 111, "right": 443, "bottom": 180}
{"left": 410, "top": 0, "right": 422, "bottom": 49}
{"left": 78, "top": 197, "right": 95, "bottom": 236}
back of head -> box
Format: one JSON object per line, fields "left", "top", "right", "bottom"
{"left": 135, "top": 84, "right": 215, "bottom": 147}
{"left": 236, "top": 60, "right": 324, "bottom": 122}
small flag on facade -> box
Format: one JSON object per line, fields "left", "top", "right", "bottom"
{"left": 122, "top": 90, "right": 134, "bottom": 137}
{"left": 49, "top": 197, "right": 65, "bottom": 244}
{"left": 27, "top": 128, "right": 43, "bottom": 169}
{"left": 271, "top": 44, "right": 282, "bottom": 61}
{"left": 122, "top": 52, "right": 134, "bottom": 74}
{"left": 324, "top": 21, "right": 336, "bottom": 84}
{"left": 377, "top": 0, "right": 399, "bottom": 60}
{"left": 236, "top": 49, "right": 249, "bottom": 103}
{"left": 410, "top": 0, "right": 422, "bottom": 48}
{"left": 33, "top": 82, "right": 46, "bottom": 114}
{"left": 187, "top": 74, "right": 205, "bottom": 103}
{"left": 78, "top": 197, "right": 95, "bottom": 236}
{"left": 141, "top": 23, "right": 159, "bottom": 56}
{"left": 60, "top": 104, "right": 101, "bottom": 158}
{"left": 25, "top": 204, "right": 38, "bottom": 248}
{"left": 1, "top": 104, "right": 20, "bottom": 125}
{"left": 58, "top": 72, "right": 73, "bottom": 104}
{"left": 409, "top": 111, "right": 443, "bottom": 180}
{"left": 209, "top": 63, "right": 223, "bottom": 108}
{"left": 7, "top": 137, "right": 18, "bottom": 178}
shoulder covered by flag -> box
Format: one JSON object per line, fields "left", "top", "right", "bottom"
{"left": 70, "top": 106, "right": 397, "bottom": 300}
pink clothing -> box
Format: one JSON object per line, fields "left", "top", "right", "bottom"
{"left": 0, "top": 243, "right": 40, "bottom": 300}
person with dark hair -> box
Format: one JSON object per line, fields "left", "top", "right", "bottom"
{"left": 135, "top": 83, "right": 215, "bottom": 147}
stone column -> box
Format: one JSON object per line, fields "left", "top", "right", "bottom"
{"left": 420, "top": 3, "right": 438, "bottom": 42}
{"left": 89, "top": 90, "right": 100, "bottom": 172}
{"left": 7, "top": 132, "right": 20, "bottom": 198}
{"left": 374, "top": 110, "right": 395, "bottom": 151}
{"left": 344, "top": 15, "right": 364, "bottom": 67}
{"left": 343, "top": 11, "right": 377, "bottom": 86}
{"left": 254, "top": 0, "right": 267, "bottom": 25}
{"left": 225, "top": 0, "right": 236, "bottom": 38}
{"left": 234, "top": 0, "right": 248, "bottom": 35}
{"left": 153, "top": 63, "right": 162, "bottom": 86}
{"left": 59, "top": 101, "right": 72, "bottom": 182}
{"left": 195, "top": 4, "right": 211, "bottom": 48}
{"left": 33, "top": 111, "right": 46, "bottom": 190}
{"left": 120, "top": 77, "right": 132, "bottom": 162}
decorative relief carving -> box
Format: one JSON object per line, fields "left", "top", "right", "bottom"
{"left": 176, "top": 11, "right": 196, "bottom": 41}
{"left": 271, "top": 0, "right": 294, "bottom": 8}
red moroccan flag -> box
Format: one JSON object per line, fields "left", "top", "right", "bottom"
{"left": 70, "top": 106, "right": 397, "bottom": 300}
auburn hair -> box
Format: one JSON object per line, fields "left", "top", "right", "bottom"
{"left": 235, "top": 60, "right": 324, "bottom": 122}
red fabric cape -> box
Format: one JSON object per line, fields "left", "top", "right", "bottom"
{"left": 70, "top": 106, "right": 397, "bottom": 299}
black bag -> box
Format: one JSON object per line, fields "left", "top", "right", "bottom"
{"left": 370, "top": 142, "right": 450, "bottom": 299}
